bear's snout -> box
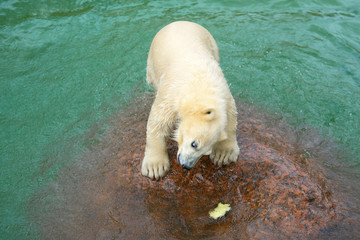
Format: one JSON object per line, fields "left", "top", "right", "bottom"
{"left": 177, "top": 154, "right": 191, "bottom": 169}
{"left": 177, "top": 153, "right": 198, "bottom": 170}
{"left": 177, "top": 153, "right": 181, "bottom": 163}
{"left": 181, "top": 163, "right": 192, "bottom": 170}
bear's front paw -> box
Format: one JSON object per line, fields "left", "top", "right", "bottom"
{"left": 210, "top": 142, "right": 239, "bottom": 167}
{"left": 141, "top": 154, "right": 170, "bottom": 180}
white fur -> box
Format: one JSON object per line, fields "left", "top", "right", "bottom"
{"left": 142, "top": 21, "right": 239, "bottom": 179}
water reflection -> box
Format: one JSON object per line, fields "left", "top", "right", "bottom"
{"left": 30, "top": 95, "right": 360, "bottom": 239}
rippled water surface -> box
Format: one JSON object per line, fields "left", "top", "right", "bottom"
{"left": 1, "top": 0, "right": 359, "bottom": 239}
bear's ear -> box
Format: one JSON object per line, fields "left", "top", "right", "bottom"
{"left": 203, "top": 108, "right": 215, "bottom": 120}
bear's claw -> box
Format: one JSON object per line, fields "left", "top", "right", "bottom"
{"left": 210, "top": 143, "right": 239, "bottom": 167}
{"left": 141, "top": 158, "right": 170, "bottom": 180}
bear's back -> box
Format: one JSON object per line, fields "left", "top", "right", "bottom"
{"left": 146, "top": 21, "right": 219, "bottom": 89}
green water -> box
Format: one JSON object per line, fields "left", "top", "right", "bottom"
{"left": 1, "top": 0, "right": 359, "bottom": 238}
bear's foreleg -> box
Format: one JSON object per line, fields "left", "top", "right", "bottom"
{"left": 210, "top": 98, "right": 239, "bottom": 166}
{"left": 210, "top": 137, "right": 239, "bottom": 167}
{"left": 141, "top": 104, "right": 171, "bottom": 179}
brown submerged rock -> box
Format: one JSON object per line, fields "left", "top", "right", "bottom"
{"left": 104, "top": 102, "right": 335, "bottom": 239}
{"left": 32, "top": 95, "right": 360, "bottom": 240}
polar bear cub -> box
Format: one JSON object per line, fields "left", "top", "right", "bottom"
{"left": 141, "top": 21, "right": 239, "bottom": 179}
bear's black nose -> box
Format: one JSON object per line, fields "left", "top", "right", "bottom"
{"left": 181, "top": 163, "right": 191, "bottom": 170}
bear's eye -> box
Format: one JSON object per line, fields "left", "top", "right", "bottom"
{"left": 191, "top": 141, "right": 198, "bottom": 149}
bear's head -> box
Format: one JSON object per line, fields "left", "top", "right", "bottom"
{"left": 175, "top": 101, "right": 227, "bottom": 170}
